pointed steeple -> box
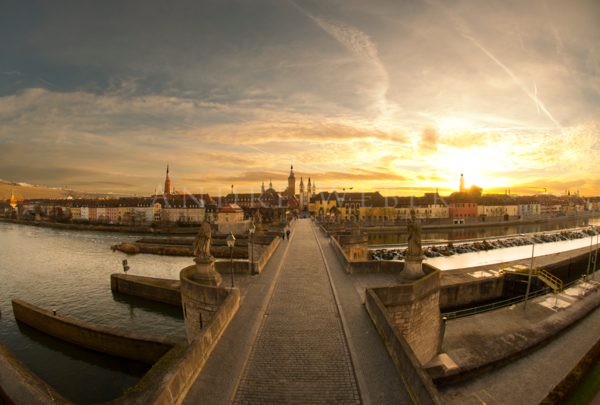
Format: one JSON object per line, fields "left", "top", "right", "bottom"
{"left": 164, "top": 163, "right": 172, "bottom": 195}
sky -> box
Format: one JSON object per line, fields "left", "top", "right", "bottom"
{"left": 1, "top": 0, "right": 599, "bottom": 197}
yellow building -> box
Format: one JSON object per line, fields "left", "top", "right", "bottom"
{"left": 71, "top": 207, "right": 81, "bottom": 220}
{"left": 313, "top": 192, "right": 339, "bottom": 218}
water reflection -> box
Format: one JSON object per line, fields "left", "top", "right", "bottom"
{"left": 110, "top": 291, "right": 184, "bottom": 320}
{"left": 368, "top": 217, "right": 600, "bottom": 246}
{"left": 0, "top": 222, "right": 187, "bottom": 404}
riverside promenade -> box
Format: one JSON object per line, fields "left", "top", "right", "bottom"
{"left": 182, "top": 219, "right": 410, "bottom": 405}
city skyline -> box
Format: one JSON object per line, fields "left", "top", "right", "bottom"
{"left": 1, "top": 0, "right": 599, "bottom": 195}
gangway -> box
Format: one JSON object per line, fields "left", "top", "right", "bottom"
{"left": 499, "top": 265, "right": 563, "bottom": 293}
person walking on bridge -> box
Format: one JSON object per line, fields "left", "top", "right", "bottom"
{"left": 281, "top": 230, "right": 285, "bottom": 240}
{"left": 286, "top": 229, "right": 290, "bottom": 240}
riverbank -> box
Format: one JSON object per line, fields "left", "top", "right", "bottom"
{"left": 0, "top": 218, "right": 154, "bottom": 234}
{"left": 110, "top": 242, "right": 249, "bottom": 258}
{"left": 353, "top": 211, "right": 600, "bottom": 234}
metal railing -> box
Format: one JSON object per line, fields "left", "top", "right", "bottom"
{"left": 442, "top": 287, "right": 552, "bottom": 320}
{"left": 442, "top": 278, "right": 586, "bottom": 320}
{"left": 499, "top": 266, "right": 563, "bottom": 293}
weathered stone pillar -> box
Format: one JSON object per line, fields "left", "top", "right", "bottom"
{"left": 336, "top": 233, "right": 369, "bottom": 261}
{"left": 385, "top": 267, "right": 443, "bottom": 365}
{"left": 192, "top": 256, "right": 222, "bottom": 287}
{"left": 397, "top": 255, "right": 425, "bottom": 284}
{"left": 180, "top": 265, "right": 230, "bottom": 342}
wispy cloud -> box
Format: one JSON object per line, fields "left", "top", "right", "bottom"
{"left": 423, "top": 0, "right": 561, "bottom": 127}
{"left": 290, "top": 1, "right": 398, "bottom": 119}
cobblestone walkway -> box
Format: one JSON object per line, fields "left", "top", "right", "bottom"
{"left": 233, "top": 221, "right": 361, "bottom": 405}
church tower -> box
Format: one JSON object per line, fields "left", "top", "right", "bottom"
{"left": 287, "top": 165, "right": 296, "bottom": 197}
{"left": 308, "top": 177, "right": 312, "bottom": 197}
{"left": 299, "top": 177, "right": 305, "bottom": 210}
{"left": 459, "top": 173, "right": 465, "bottom": 193}
{"left": 164, "top": 164, "right": 172, "bottom": 195}
{"left": 261, "top": 181, "right": 265, "bottom": 194}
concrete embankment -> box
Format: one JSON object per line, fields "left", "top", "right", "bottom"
{"left": 111, "top": 274, "right": 183, "bottom": 307}
{"left": 432, "top": 280, "right": 600, "bottom": 386}
{"left": 0, "top": 340, "right": 71, "bottom": 405}
{"left": 0, "top": 218, "right": 152, "bottom": 233}
{"left": 140, "top": 287, "right": 240, "bottom": 405}
{"left": 111, "top": 242, "right": 249, "bottom": 258}
{"left": 11, "top": 299, "right": 186, "bottom": 364}
{"left": 322, "top": 212, "right": 600, "bottom": 234}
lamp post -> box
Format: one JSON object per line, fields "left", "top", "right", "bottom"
{"left": 520, "top": 233, "right": 536, "bottom": 310}
{"left": 593, "top": 227, "right": 599, "bottom": 281}
{"left": 226, "top": 232, "right": 236, "bottom": 288}
{"left": 248, "top": 222, "right": 255, "bottom": 276}
{"left": 586, "top": 226, "right": 594, "bottom": 284}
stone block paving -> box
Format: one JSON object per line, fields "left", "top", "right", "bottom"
{"left": 313, "top": 228, "right": 412, "bottom": 405}
{"left": 233, "top": 222, "right": 360, "bottom": 405}
{"left": 349, "top": 273, "right": 398, "bottom": 303}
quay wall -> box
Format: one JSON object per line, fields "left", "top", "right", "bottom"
{"left": 0, "top": 340, "right": 71, "bottom": 405}
{"left": 11, "top": 299, "right": 186, "bottom": 364}
{"left": 439, "top": 277, "right": 505, "bottom": 311}
{"left": 180, "top": 266, "right": 233, "bottom": 342}
{"left": 365, "top": 289, "right": 443, "bottom": 405}
{"left": 111, "top": 274, "right": 182, "bottom": 307}
{"left": 142, "top": 288, "right": 240, "bottom": 405}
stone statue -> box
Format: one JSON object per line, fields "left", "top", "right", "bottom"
{"left": 352, "top": 216, "right": 361, "bottom": 235}
{"left": 254, "top": 211, "right": 264, "bottom": 234}
{"left": 406, "top": 210, "right": 423, "bottom": 258}
{"left": 193, "top": 220, "right": 212, "bottom": 259}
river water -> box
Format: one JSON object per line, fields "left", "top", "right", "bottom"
{"left": 0, "top": 223, "right": 189, "bottom": 404}
{"left": 367, "top": 216, "right": 600, "bottom": 246}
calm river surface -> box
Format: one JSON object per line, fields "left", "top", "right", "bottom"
{"left": 367, "top": 216, "right": 600, "bottom": 246}
{"left": 0, "top": 222, "right": 190, "bottom": 404}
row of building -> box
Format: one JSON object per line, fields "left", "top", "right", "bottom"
{"left": 2, "top": 167, "right": 599, "bottom": 224}
{"left": 310, "top": 190, "right": 598, "bottom": 222}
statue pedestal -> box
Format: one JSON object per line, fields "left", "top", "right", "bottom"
{"left": 192, "top": 256, "right": 222, "bottom": 286}
{"left": 398, "top": 255, "right": 425, "bottom": 284}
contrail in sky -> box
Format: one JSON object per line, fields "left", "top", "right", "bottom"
{"left": 534, "top": 82, "right": 540, "bottom": 114}
{"left": 423, "top": 0, "right": 560, "bottom": 127}
{"left": 37, "top": 77, "right": 63, "bottom": 89}
{"left": 518, "top": 34, "right": 525, "bottom": 50}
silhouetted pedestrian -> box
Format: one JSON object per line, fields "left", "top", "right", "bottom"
{"left": 286, "top": 229, "right": 290, "bottom": 240}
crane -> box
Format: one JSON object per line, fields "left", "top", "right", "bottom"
{"left": 530, "top": 187, "right": 547, "bottom": 194}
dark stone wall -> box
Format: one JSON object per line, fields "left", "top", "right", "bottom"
{"left": 11, "top": 299, "right": 185, "bottom": 364}
{"left": 439, "top": 277, "right": 504, "bottom": 310}
{"left": 111, "top": 274, "right": 182, "bottom": 307}
{"left": 364, "top": 289, "right": 444, "bottom": 405}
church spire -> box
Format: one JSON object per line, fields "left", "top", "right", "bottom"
{"left": 164, "top": 163, "right": 172, "bottom": 195}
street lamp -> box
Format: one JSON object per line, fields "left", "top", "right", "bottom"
{"left": 593, "top": 227, "right": 599, "bottom": 281}
{"left": 248, "top": 222, "right": 255, "bottom": 276}
{"left": 586, "top": 226, "right": 594, "bottom": 284}
{"left": 226, "top": 232, "right": 236, "bottom": 288}
{"left": 520, "top": 233, "right": 536, "bottom": 310}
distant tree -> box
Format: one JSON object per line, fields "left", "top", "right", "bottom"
{"left": 135, "top": 210, "right": 147, "bottom": 225}
{"left": 124, "top": 211, "right": 135, "bottom": 225}
{"left": 51, "top": 207, "right": 64, "bottom": 222}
